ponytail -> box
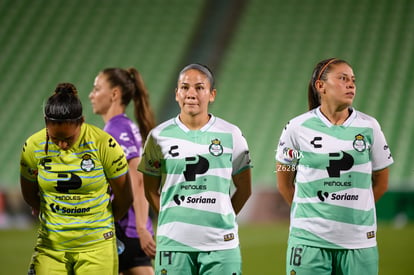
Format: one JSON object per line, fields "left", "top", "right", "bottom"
{"left": 127, "top": 68, "right": 156, "bottom": 143}
{"left": 102, "top": 68, "right": 155, "bottom": 143}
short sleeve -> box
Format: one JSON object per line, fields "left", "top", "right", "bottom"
{"left": 99, "top": 134, "right": 129, "bottom": 179}
{"left": 20, "top": 138, "right": 38, "bottom": 182}
{"left": 232, "top": 128, "right": 252, "bottom": 175}
{"left": 370, "top": 119, "right": 394, "bottom": 171}
{"left": 137, "top": 132, "right": 162, "bottom": 177}
{"left": 275, "top": 121, "right": 301, "bottom": 165}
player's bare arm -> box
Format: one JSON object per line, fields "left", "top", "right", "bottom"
{"left": 143, "top": 174, "right": 161, "bottom": 214}
{"left": 231, "top": 168, "right": 252, "bottom": 215}
{"left": 276, "top": 162, "right": 296, "bottom": 206}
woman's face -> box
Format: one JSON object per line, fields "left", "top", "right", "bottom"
{"left": 47, "top": 122, "right": 82, "bottom": 151}
{"left": 89, "top": 72, "right": 114, "bottom": 115}
{"left": 318, "top": 63, "right": 356, "bottom": 108}
{"left": 175, "top": 69, "right": 216, "bottom": 117}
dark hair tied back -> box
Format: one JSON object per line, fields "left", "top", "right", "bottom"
{"left": 45, "top": 82, "right": 83, "bottom": 122}
{"left": 179, "top": 63, "right": 215, "bottom": 90}
{"left": 307, "top": 58, "right": 349, "bottom": 110}
{"left": 54, "top": 83, "right": 78, "bottom": 96}
{"left": 101, "top": 68, "right": 155, "bottom": 143}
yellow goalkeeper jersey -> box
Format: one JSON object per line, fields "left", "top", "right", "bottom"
{"left": 20, "top": 123, "right": 128, "bottom": 252}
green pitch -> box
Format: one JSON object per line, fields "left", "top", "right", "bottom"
{"left": 1, "top": 222, "right": 412, "bottom": 274}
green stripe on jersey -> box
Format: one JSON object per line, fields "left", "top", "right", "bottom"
{"left": 160, "top": 207, "right": 235, "bottom": 229}
{"left": 302, "top": 117, "right": 374, "bottom": 141}
{"left": 139, "top": 115, "right": 251, "bottom": 251}
{"left": 294, "top": 203, "right": 375, "bottom": 225}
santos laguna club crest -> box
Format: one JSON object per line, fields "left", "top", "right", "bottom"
{"left": 81, "top": 154, "right": 95, "bottom": 172}
{"left": 353, "top": 134, "right": 367, "bottom": 152}
{"left": 209, "top": 138, "right": 223, "bottom": 156}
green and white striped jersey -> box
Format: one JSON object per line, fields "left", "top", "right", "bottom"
{"left": 138, "top": 114, "right": 252, "bottom": 251}
{"left": 276, "top": 107, "right": 393, "bottom": 249}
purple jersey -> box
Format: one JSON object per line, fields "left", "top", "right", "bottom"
{"left": 104, "top": 114, "right": 153, "bottom": 238}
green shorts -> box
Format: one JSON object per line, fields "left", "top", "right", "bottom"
{"left": 27, "top": 241, "right": 117, "bottom": 275}
{"left": 286, "top": 243, "right": 378, "bottom": 275}
{"left": 155, "top": 248, "right": 241, "bottom": 275}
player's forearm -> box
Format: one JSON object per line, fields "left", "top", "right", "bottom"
{"left": 110, "top": 173, "right": 133, "bottom": 221}
{"left": 278, "top": 183, "right": 295, "bottom": 206}
{"left": 145, "top": 190, "right": 160, "bottom": 214}
{"left": 231, "top": 169, "right": 252, "bottom": 215}
{"left": 276, "top": 165, "right": 296, "bottom": 206}
{"left": 134, "top": 197, "right": 150, "bottom": 232}
{"left": 20, "top": 177, "right": 40, "bottom": 211}
{"left": 372, "top": 168, "right": 389, "bottom": 202}
{"left": 231, "top": 188, "right": 251, "bottom": 215}
{"left": 22, "top": 193, "right": 40, "bottom": 212}
{"left": 112, "top": 196, "right": 132, "bottom": 221}
{"left": 143, "top": 174, "right": 161, "bottom": 214}
{"left": 129, "top": 166, "right": 151, "bottom": 232}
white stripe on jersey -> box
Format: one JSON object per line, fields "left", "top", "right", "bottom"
{"left": 291, "top": 217, "right": 376, "bottom": 249}
{"left": 161, "top": 191, "right": 235, "bottom": 215}
{"left": 293, "top": 187, "right": 375, "bottom": 211}
{"left": 163, "top": 167, "right": 233, "bottom": 189}
{"left": 295, "top": 162, "right": 372, "bottom": 183}
{"left": 157, "top": 222, "right": 239, "bottom": 251}
{"left": 139, "top": 114, "right": 252, "bottom": 252}
{"left": 276, "top": 107, "right": 393, "bottom": 249}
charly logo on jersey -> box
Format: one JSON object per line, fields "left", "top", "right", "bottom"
{"left": 383, "top": 144, "right": 392, "bottom": 159}
{"left": 209, "top": 138, "right": 223, "bottom": 156}
{"left": 310, "top": 136, "right": 323, "bottom": 148}
{"left": 119, "top": 132, "right": 130, "bottom": 142}
{"left": 173, "top": 194, "right": 216, "bottom": 205}
{"left": 353, "top": 134, "right": 367, "bottom": 152}
{"left": 80, "top": 154, "right": 95, "bottom": 172}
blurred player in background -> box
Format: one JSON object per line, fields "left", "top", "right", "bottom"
{"left": 138, "top": 63, "right": 252, "bottom": 275}
{"left": 20, "top": 82, "right": 132, "bottom": 274}
{"left": 275, "top": 58, "right": 394, "bottom": 275}
{"left": 90, "top": 67, "right": 156, "bottom": 275}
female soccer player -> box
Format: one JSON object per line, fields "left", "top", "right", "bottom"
{"left": 90, "top": 67, "right": 156, "bottom": 275}
{"left": 138, "top": 63, "right": 252, "bottom": 275}
{"left": 20, "top": 83, "right": 132, "bottom": 274}
{"left": 275, "top": 58, "right": 394, "bottom": 275}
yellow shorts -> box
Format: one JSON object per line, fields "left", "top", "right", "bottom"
{"left": 28, "top": 241, "right": 118, "bottom": 275}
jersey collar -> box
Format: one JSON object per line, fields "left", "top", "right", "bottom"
{"left": 316, "top": 107, "right": 356, "bottom": 127}
{"left": 175, "top": 114, "right": 216, "bottom": 132}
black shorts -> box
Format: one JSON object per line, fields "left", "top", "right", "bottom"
{"left": 116, "top": 224, "right": 153, "bottom": 272}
